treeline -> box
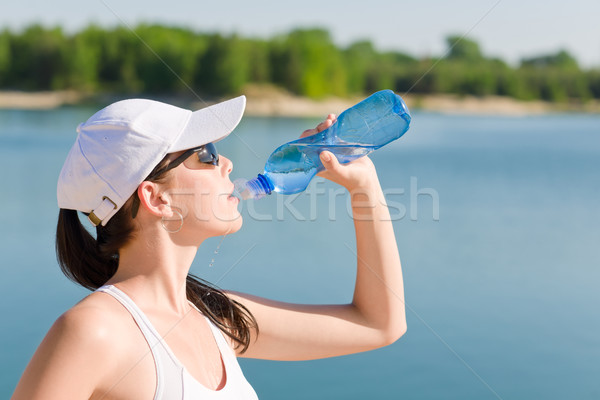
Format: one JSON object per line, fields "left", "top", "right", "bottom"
{"left": 0, "top": 24, "right": 599, "bottom": 102}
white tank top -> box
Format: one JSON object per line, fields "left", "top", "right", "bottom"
{"left": 96, "top": 285, "right": 259, "bottom": 399}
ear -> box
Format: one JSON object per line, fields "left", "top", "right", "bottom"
{"left": 137, "top": 181, "right": 170, "bottom": 218}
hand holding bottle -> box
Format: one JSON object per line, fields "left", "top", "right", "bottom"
{"left": 299, "top": 113, "right": 337, "bottom": 139}
{"left": 301, "top": 114, "right": 379, "bottom": 193}
{"left": 234, "top": 90, "right": 411, "bottom": 200}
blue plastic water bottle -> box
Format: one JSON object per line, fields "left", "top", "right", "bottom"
{"left": 234, "top": 90, "right": 411, "bottom": 199}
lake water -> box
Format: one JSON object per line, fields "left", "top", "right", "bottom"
{"left": 1, "top": 106, "right": 599, "bottom": 399}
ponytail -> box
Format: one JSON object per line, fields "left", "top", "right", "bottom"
{"left": 56, "top": 209, "right": 118, "bottom": 290}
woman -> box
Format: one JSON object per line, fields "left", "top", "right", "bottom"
{"left": 12, "top": 95, "right": 406, "bottom": 399}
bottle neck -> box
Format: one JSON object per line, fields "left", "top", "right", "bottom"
{"left": 257, "top": 174, "right": 274, "bottom": 194}
{"left": 243, "top": 173, "right": 274, "bottom": 199}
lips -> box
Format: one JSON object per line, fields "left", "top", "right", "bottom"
{"left": 228, "top": 185, "right": 239, "bottom": 202}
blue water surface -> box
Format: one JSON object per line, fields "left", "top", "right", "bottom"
{"left": 1, "top": 106, "right": 599, "bottom": 399}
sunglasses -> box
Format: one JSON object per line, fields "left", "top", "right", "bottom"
{"left": 131, "top": 143, "right": 219, "bottom": 219}
{"left": 151, "top": 142, "right": 220, "bottom": 179}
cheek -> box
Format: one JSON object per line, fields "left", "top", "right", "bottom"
{"left": 187, "top": 181, "right": 216, "bottom": 222}
{"left": 186, "top": 181, "right": 234, "bottom": 223}
{"left": 171, "top": 174, "right": 240, "bottom": 231}
{"left": 166, "top": 177, "right": 211, "bottom": 222}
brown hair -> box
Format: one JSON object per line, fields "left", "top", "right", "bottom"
{"left": 55, "top": 157, "right": 258, "bottom": 352}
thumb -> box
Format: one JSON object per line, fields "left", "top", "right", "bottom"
{"left": 320, "top": 150, "right": 340, "bottom": 170}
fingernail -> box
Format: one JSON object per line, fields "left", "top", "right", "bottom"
{"left": 321, "top": 152, "right": 331, "bottom": 162}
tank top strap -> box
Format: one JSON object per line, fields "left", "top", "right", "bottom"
{"left": 96, "top": 284, "right": 184, "bottom": 399}
{"left": 96, "top": 285, "right": 258, "bottom": 399}
{"left": 96, "top": 285, "right": 163, "bottom": 345}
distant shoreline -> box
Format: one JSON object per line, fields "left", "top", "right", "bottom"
{"left": 1, "top": 87, "right": 598, "bottom": 116}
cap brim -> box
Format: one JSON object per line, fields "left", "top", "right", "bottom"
{"left": 169, "top": 95, "right": 246, "bottom": 152}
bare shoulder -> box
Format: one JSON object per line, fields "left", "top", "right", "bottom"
{"left": 40, "top": 291, "right": 135, "bottom": 372}
{"left": 69, "top": 290, "right": 131, "bottom": 323}
{"left": 12, "top": 291, "right": 137, "bottom": 399}
{"left": 61, "top": 291, "right": 133, "bottom": 344}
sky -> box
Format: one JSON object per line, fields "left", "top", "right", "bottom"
{"left": 2, "top": 0, "right": 599, "bottom": 68}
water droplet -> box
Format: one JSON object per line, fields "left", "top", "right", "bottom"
{"left": 207, "top": 231, "right": 229, "bottom": 268}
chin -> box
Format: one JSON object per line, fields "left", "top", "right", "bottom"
{"left": 213, "top": 213, "right": 243, "bottom": 236}
{"left": 229, "top": 214, "right": 243, "bottom": 233}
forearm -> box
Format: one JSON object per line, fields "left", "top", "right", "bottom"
{"left": 350, "top": 181, "right": 406, "bottom": 342}
{"left": 230, "top": 166, "right": 407, "bottom": 360}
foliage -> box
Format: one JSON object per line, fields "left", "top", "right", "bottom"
{"left": 0, "top": 24, "right": 597, "bottom": 102}
{"left": 445, "top": 35, "right": 484, "bottom": 62}
{"left": 270, "top": 28, "right": 346, "bottom": 98}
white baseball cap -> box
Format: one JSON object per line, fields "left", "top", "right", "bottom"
{"left": 57, "top": 95, "right": 246, "bottom": 227}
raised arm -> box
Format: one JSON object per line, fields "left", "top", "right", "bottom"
{"left": 229, "top": 116, "right": 406, "bottom": 360}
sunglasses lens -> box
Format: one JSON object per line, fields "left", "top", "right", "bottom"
{"left": 197, "top": 143, "right": 219, "bottom": 166}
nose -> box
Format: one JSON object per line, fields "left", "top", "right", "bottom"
{"left": 221, "top": 155, "right": 233, "bottom": 175}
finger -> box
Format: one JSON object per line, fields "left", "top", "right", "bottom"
{"left": 316, "top": 121, "right": 330, "bottom": 132}
{"left": 316, "top": 116, "right": 336, "bottom": 132}
{"left": 301, "top": 114, "right": 337, "bottom": 138}
{"left": 300, "top": 128, "right": 317, "bottom": 138}
{"left": 319, "top": 150, "right": 341, "bottom": 171}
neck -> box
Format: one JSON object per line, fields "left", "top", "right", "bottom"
{"left": 106, "top": 223, "right": 205, "bottom": 316}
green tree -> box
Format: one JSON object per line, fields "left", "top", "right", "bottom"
{"left": 195, "top": 34, "right": 250, "bottom": 95}
{"left": 344, "top": 40, "right": 376, "bottom": 94}
{"left": 445, "top": 35, "right": 483, "bottom": 62}
{"left": 66, "top": 25, "right": 104, "bottom": 91}
{"left": 521, "top": 49, "right": 579, "bottom": 69}
{"left": 133, "top": 25, "right": 205, "bottom": 93}
{"left": 364, "top": 52, "right": 398, "bottom": 93}
{"left": 460, "top": 63, "right": 496, "bottom": 96}
{"left": 518, "top": 50, "right": 589, "bottom": 101}
{"left": 492, "top": 59, "right": 520, "bottom": 98}
{"left": 9, "top": 25, "right": 68, "bottom": 90}
{"left": 0, "top": 23, "right": 595, "bottom": 103}
{"left": 245, "top": 38, "right": 271, "bottom": 83}
{"left": 272, "top": 29, "right": 346, "bottom": 98}
{"left": 0, "top": 30, "right": 10, "bottom": 86}
{"left": 587, "top": 69, "right": 600, "bottom": 99}
{"left": 404, "top": 58, "right": 439, "bottom": 94}
{"left": 107, "top": 27, "right": 144, "bottom": 92}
